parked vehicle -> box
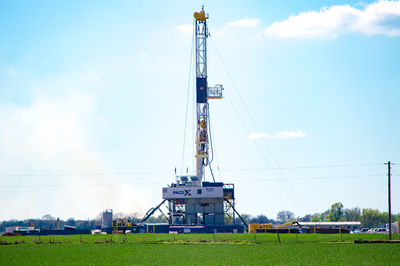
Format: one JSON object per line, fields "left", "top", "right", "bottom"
{"left": 350, "top": 229, "right": 361, "bottom": 234}
{"left": 373, "top": 228, "right": 388, "bottom": 234}
{"left": 360, "top": 228, "right": 369, "bottom": 233}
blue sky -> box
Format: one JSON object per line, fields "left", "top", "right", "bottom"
{"left": 0, "top": 0, "right": 399, "bottom": 220}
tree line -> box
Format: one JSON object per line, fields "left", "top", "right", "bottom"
{"left": 1, "top": 203, "right": 398, "bottom": 232}
{"left": 0, "top": 213, "right": 166, "bottom": 233}
{"left": 237, "top": 202, "right": 399, "bottom": 228}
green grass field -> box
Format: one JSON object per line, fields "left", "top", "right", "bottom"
{"left": 0, "top": 233, "right": 399, "bottom": 265}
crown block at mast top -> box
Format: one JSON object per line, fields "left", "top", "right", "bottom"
{"left": 194, "top": 7, "right": 209, "bottom": 104}
{"left": 193, "top": 8, "right": 209, "bottom": 22}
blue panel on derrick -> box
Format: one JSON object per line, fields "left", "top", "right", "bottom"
{"left": 196, "top": 77, "right": 207, "bottom": 103}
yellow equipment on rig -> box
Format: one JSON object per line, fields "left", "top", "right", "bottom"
{"left": 194, "top": 10, "right": 208, "bottom": 21}
{"left": 248, "top": 223, "right": 273, "bottom": 233}
{"left": 273, "top": 221, "right": 295, "bottom": 229}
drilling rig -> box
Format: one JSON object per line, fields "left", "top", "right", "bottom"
{"left": 141, "top": 7, "right": 247, "bottom": 233}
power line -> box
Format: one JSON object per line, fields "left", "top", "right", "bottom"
{"left": 391, "top": 167, "right": 400, "bottom": 176}
{"left": 238, "top": 174, "right": 383, "bottom": 182}
{"left": 0, "top": 182, "right": 164, "bottom": 188}
{"left": 180, "top": 18, "right": 195, "bottom": 174}
{"left": 0, "top": 171, "right": 171, "bottom": 177}
{"left": 0, "top": 162, "right": 382, "bottom": 177}
{"left": 225, "top": 93, "right": 300, "bottom": 209}
{"left": 221, "top": 162, "right": 382, "bottom": 172}
{"left": 0, "top": 174, "right": 383, "bottom": 189}
{"left": 209, "top": 35, "right": 306, "bottom": 211}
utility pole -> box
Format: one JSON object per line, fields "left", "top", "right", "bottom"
{"left": 385, "top": 161, "right": 392, "bottom": 240}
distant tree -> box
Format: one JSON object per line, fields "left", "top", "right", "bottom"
{"left": 310, "top": 215, "right": 320, "bottom": 222}
{"left": 66, "top": 218, "right": 76, "bottom": 226}
{"left": 323, "top": 210, "right": 330, "bottom": 221}
{"left": 328, "top": 202, "right": 344, "bottom": 221}
{"left": 250, "top": 215, "right": 273, "bottom": 224}
{"left": 276, "top": 211, "right": 295, "bottom": 223}
{"left": 39, "top": 215, "right": 57, "bottom": 229}
{"left": 157, "top": 214, "right": 168, "bottom": 223}
{"left": 310, "top": 210, "right": 329, "bottom": 222}
{"left": 42, "top": 214, "right": 56, "bottom": 221}
{"left": 360, "top": 208, "right": 383, "bottom": 228}
{"left": 298, "top": 214, "right": 312, "bottom": 222}
{"left": 344, "top": 207, "right": 361, "bottom": 221}
{"left": 76, "top": 220, "right": 90, "bottom": 229}
{"left": 380, "top": 212, "right": 397, "bottom": 224}
{"left": 234, "top": 214, "right": 251, "bottom": 225}
{"left": 258, "top": 215, "right": 273, "bottom": 223}
{"left": 146, "top": 215, "right": 167, "bottom": 223}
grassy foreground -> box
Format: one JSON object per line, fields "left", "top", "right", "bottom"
{"left": 0, "top": 233, "right": 399, "bottom": 265}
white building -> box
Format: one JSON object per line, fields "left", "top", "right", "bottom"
{"left": 296, "top": 222, "right": 361, "bottom": 230}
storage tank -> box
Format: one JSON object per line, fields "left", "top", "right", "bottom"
{"left": 102, "top": 209, "right": 113, "bottom": 229}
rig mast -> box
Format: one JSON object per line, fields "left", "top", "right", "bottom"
{"left": 194, "top": 7, "right": 223, "bottom": 182}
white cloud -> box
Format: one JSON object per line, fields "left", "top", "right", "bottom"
{"left": 248, "top": 130, "right": 308, "bottom": 140}
{"left": 227, "top": 18, "right": 260, "bottom": 28}
{"left": 264, "top": 1, "right": 400, "bottom": 38}
{"left": 140, "top": 53, "right": 148, "bottom": 58}
{"left": 176, "top": 24, "right": 193, "bottom": 34}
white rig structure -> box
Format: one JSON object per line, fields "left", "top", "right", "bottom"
{"left": 142, "top": 8, "right": 246, "bottom": 230}
{"left": 162, "top": 7, "right": 231, "bottom": 226}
